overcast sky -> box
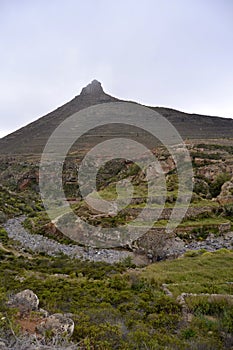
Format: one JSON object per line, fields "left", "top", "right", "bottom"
{"left": 0, "top": 0, "right": 233, "bottom": 138}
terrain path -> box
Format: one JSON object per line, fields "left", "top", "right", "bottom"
{"left": 3, "top": 217, "right": 233, "bottom": 264}
{"left": 3, "top": 217, "right": 133, "bottom": 264}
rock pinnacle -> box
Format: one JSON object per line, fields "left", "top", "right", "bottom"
{"left": 80, "top": 80, "right": 104, "bottom": 95}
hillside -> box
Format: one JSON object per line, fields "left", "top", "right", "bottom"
{"left": 0, "top": 81, "right": 233, "bottom": 349}
{"left": 0, "top": 80, "right": 233, "bottom": 155}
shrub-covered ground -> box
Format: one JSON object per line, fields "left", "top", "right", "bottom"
{"left": 1, "top": 225, "right": 233, "bottom": 349}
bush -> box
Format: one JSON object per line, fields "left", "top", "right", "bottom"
{"left": 0, "top": 227, "right": 9, "bottom": 244}
{"left": 209, "top": 173, "right": 231, "bottom": 198}
{"left": 181, "top": 327, "right": 196, "bottom": 340}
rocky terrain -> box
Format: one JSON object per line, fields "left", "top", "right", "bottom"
{"left": 0, "top": 81, "right": 233, "bottom": 349}
{"left": 0, "top": 136, "right": 232, "bottom": 262}
{"left": 3, "top": 217, "right": 135, "bottom": 264}
{"left": 2, "top": 216, "right": 233, "bottom": 265}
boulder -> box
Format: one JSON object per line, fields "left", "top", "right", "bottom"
{"left": 161, "top": 236, "right": 185, "bottom": 259}
{"left": 8, "top": 289, "right": 39, "bottom": 312}
{"left": 36, "top": 313, "right": 74, "bottom": 338}
{"left": 217, "top": 178, "right": 233, "bottom": 205}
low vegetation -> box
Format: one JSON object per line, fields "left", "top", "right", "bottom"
{"left": 0, "top": 140, "right": 233, "bottom": 348}
{"left": 0, "top": 228, "right": 233, "bottom": 349}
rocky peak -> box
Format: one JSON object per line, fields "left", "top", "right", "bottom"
{"left": 80, "top": 79, "right": 104, "bottom": 96}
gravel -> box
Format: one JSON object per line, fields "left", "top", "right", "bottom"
{"left": 3, "top": 217, "right": 233, "bottom": 264}
{"left": 3, "top": 217, "right": 133, "bottom": 264}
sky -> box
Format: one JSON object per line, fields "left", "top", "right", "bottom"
{"left": 0, "top": 0, "right": 233, "bottom": 138}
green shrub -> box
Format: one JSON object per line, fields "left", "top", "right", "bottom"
{"left": 181, "top": 327, "right": 196, "bottom": 340}
{"left": 0, "top": 227, "right": 9, "bottom": 244}
{"left": 209, "top": 173, "right": 231, "bottom": 198}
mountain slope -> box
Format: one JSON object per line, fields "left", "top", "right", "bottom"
{"left": 0, "top": 80, "right": 233, "bottom": 154}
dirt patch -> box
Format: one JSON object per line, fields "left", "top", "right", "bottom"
{"left": 16, "top": 313, "right": 43, "bottom": 334}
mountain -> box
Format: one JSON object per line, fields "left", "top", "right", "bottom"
{"left": 0, "top": 79, "right": 233, "bottom": 154}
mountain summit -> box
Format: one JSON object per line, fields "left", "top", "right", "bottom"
{"left": 0, "top": 81, "right": 232, "bottom": 154}
{"left": 0, "top": 80, "right": 118, "bottom": 154}
{"left": 80, "top": 80, "right": 104, "bottom": 96}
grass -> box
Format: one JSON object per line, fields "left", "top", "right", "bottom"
{"left": 127, "top": 216, "right": 230, "bottom": 229}
{"left": 179, "top": 216, "right": 230, "bottom": 227}
{"left": 138, "top": 249, "right": 233, "bottom": 297}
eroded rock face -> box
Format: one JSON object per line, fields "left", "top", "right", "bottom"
{"left": 17, "top": 169, "right": 39, "bottom": 191}
{"left": 161, "top": 236, "right": 185, "bottom": 259}
{"left": 197, "top": 163, "right": 233, "bottom": 183}
{"left": 217, "top": 177, "right": 233, "bottom": 205}
{"left": 36, "top": 313, "right": 74, "bottom": 338}
{"left": 8, "top": 289, "right": 39, "bottom": 312}
{"left": 193, "top": 178, "right": 211, "bottom": 198}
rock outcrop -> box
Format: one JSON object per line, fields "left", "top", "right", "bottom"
{"left": 217, "top": 177, "right": 233, "bottom": 205}
{"left": 80, "top": 79, "right": 104, "bottom": 95}
{"left": 8, "top": 289, "right": 39, "bottom": 312}
{"left": 7, "top": 290, "right": 75, "bottom": 339}
{"left": 17, "top": 169, "right": 39, "bottom": 192}
{"left": 36, "top": 313, "right": 74, "bottom": 338}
